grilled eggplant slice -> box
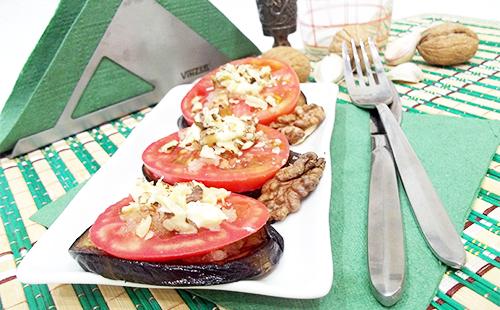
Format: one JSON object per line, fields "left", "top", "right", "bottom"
{"left": 69, "top": 225, "right": 283, "bottom": 286}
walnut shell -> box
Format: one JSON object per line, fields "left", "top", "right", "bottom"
{"left": 262, "top": 46, "right": 311, "bottom": 82}
{"left": 417, "top": 23, "right": 479, "bottom": 66}
{"left": 329, "top": 24, "right": 372, "bottom": 57}
{"left": 328, "top": 24, "right": 387, "bottom": 72}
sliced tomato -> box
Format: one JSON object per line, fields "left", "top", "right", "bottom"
{"left": 142, "top": 125, "right": 289, "bottom": 192}
{"left": 181, "top": 57, "right": 300, "bottom": 125}
{"left": 89, "top": 194, "right": 269, "bottom": 262}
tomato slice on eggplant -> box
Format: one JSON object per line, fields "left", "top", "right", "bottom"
{"left": 142, "top": 125, "right": 289, "bottom": 193}
{"left": 89, "top": 194, "right": 270, "bottom": 262}
{"left": 181, "top": 57, "right": 300, "bottom": 125}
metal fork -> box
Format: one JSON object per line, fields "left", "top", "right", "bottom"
{"left": 342, "top": 38, "right": 466, "bottom": 269}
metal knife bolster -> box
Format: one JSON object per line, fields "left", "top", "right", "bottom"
{"left": 371, "top": 133, "right": 389, "bottom": 150}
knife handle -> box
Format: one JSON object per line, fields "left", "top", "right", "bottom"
{"left": 368, "top": 134, "right": 405, "bottom": 306}
{"left": 376, "top": 104, "right": 466, "bottom": 268}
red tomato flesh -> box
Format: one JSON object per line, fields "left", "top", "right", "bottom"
{"left": 181, "top": 57, "right": 300, "bottom": 125}
{"left": 142, "top": 125, "right": 289, "bottom": 193}
{"left": 89, "top": 194, "right": 270, "bottom": 262}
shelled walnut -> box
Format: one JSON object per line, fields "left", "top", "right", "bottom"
{"left": 270, "top": 96, "right": 325, "bottom": 145}
{"left": 259, "top": 152, "right": 325, "bottom": 222}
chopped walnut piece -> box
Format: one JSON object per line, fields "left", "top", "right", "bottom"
{"left": 270, "top": 102, "right": 325, "bottom": 145}
{"left": 186, "top": 185, "right": 203, "bottom": 203}
{"left": 258, "top": 152, "right": 325, "bottom": 222}
{"left": 274, "top": 125, "right": 305, "bottom": 146}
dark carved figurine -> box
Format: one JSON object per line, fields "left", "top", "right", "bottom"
{"left": 256, "top": 0, "right": 297, "bottom": 47}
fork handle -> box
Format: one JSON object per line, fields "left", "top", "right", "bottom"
{"left": 368, "top": 134, "right": 405, "bottom": 306}
{"left": 376, "top": 104, "right": 465, "bottom": 269}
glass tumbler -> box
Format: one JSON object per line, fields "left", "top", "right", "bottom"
{"left": 298, "top": 0, "right": 393, "bottom": 60}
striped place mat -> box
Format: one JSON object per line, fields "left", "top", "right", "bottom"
{"left": 1, "top": 14, "right": 499, "bottom": 310}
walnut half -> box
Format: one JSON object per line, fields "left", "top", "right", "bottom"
{"left": 258, "top": 152, "right": 326, "bottom": 222}
{"left": 270, "top": 97, "right": 325, "bottom": 145}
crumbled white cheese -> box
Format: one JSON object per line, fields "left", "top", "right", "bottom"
{"left": 265, "top": 95, "right": 277, "bottom": 107}
{"left": 191, "top": 96, "right": 203, "bottom": 112}
{"left": 144, "top": 231, "right": 155, "bottom": 240}
{"left": 214, "top": 116, "right": 247, "bottom": 142}
{"left": 178, "top": 125, "right": 201, "bottom": 148}
{"left": 201, "top": 184, "right": 230, "bottom": 205}
{"left": 213, "top": 146, "right": 226, "bottom": 155}
{"left": 216, "top": 141, "right": 242, "bottom": 156}
{"left": 179, "top": 109, "right": 258, "bottom": 161}
{"left": 162, "top": 214, "right": 198, "bottom": 234}
{"left": 245, "top": 95, "right": 268, "bottom": 110}
{"left": 159, "top": 140, "right": 178, "bottom": 153}
{"left": 187, "top": 201, "right": 228, "bottom": 231}
{"left": 199, "top": 107, "right": 219, "bottom": 128}
{"left": 212, "top": 63, "right": 277, "bottom": 110}
{"left": 122, "top": 180, "right": 233, "bottom": 236}
{"left": 214, "top": 64, "right": 267, "bottom": 96}
{"left": 168, "top": 182, "right": 194, "bottom": 207}
{"left": 241, "top": 141, "right": 254, "bottom": 150}
{"left": 253, "top": 141, "right": 265, "bottom": 148}
{"left": 200, "top": 145, "right": 218, "bottom": 159}
{"left": 121, "top": 202, "right": 140, "bottom": 214}
{"left": 271, "top": 147, "right": 281, "bottom": 154}
{"left": 187, "top": 158, "right": 204, "bottom": 173}
{"left": 260, "top": 65, "right": 271, "bottom": 76}
{"left": 222, "top": 207, "right": 237, "bottom": 222}
{"left": 135, "top": 215, "right": 152, "bottom": 238}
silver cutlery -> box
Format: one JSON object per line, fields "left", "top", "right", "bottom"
{"left": 367, "top": 82, "right": 405, "bottom": 306}
{"left": 342, "top": 38, "right": 465, "bottom": 270}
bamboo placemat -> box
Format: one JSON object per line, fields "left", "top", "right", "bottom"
{"left": 0, "top": 15, "right": 499, "bottom": 310}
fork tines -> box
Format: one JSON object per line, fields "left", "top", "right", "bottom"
{"left": 342, "top": 38, "right": 389, "bottom": 89}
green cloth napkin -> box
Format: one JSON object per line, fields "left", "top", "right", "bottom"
{"left": 31, "top": 105, "right": 500, "bottom": 309}
{"left": 30, "top": 181, "right": 87, "bottom": 228}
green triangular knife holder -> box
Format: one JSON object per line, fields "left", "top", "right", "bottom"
{"left": 0, "top": 0, "right": 260, "bottom": 157}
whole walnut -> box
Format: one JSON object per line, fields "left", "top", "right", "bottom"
{"left": 329, "top": 24, "right": 387, "bottom": 71}
{"left": 417, "top": 23, "right": 479, "bottom": 66}
{"left": 262, "top": 46, "right": 311, "bottom": 82}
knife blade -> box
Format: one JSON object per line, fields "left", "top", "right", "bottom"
{"left": 368, "top": 82, "right": 405, "bottom": 306}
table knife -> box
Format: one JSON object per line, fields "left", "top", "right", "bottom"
{"left": 368, "top": 82, "right": 405, "bottom": 306}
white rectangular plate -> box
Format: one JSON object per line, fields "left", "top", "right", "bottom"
{"left": 17, "top": 83, "right": 338, "bottom": 299}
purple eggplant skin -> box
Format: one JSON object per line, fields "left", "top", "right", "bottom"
{"left": 69, "top": 225, "right": 284, "bottom": 286}
{"left": 177, "top": 116, "right": 190, "bottom": 129}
